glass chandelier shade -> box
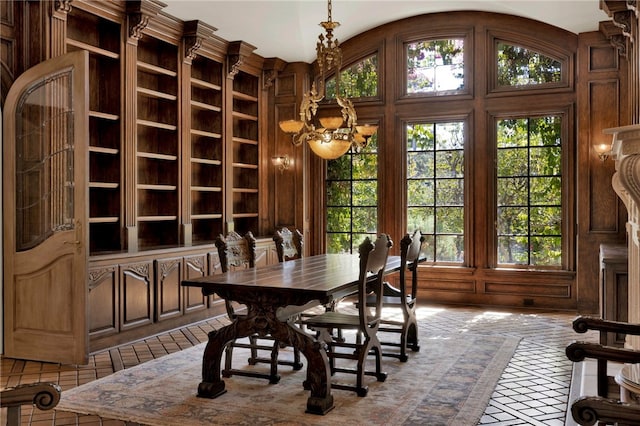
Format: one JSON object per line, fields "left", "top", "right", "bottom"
{"left": 278, "top": 0, "right": 378, "bottom": 160}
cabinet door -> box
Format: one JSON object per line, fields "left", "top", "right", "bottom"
{"left": 120, "top": 261, "right": 154, "bottom": 331}
{"left": 3, "top": 50, "right": 89, "bottom": 364}
{"left": 184, "top": 253, "right": 208, "bottom": 313}
{"left": 155, "top": 257, "right": 183, "bottom": 321}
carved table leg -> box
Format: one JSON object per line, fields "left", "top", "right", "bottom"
{"left": 270, "top": 318, "right": 334, "bottom": 415}
{"left": 197, "top": 321, "right": 243, "bottom": 398}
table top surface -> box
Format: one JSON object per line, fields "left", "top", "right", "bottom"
{"left": 182, "top": 253, "right": 401, "bottom": 299}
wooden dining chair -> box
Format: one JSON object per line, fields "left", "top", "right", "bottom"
{"left": 241, "top": 228, "right": 305, "bottom": 373}
{"left": 367, "top": 229, "right": 424, "bottom": 361}
{"left": 301, "top": 233, "right": 393, "bottom": 397}
{"left": 216, "top": 231, "right": 297, "bottom": 383}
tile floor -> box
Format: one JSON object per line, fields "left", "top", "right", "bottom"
{"left": 1, "top": 304, "right": 599, "bottom": 425}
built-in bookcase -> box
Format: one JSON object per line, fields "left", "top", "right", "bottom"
{"left": 66, "top": 7, "right": 123, "bottom": 254}
{"left": 136, "top": 36, "right": 179, "bottom": 249}
{"left": 190, "top": 55, "right": 224, "bottom": 242}
{"left": 231, "top": 70, "right": 259, "bottom": 234}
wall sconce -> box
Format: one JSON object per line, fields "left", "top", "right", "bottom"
{"left": 271, "top": 155, "right": 291, "bottom": 173}
{"left": 593, "top": 143, "right": 612, "bottom": 161}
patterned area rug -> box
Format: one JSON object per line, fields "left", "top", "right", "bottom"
{"left": 57, "top": 315, "right": 520, "bottom": 426}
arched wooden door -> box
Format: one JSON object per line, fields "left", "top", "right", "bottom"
{"left": 3, "top": 50, "right": 89, "bottom": 364}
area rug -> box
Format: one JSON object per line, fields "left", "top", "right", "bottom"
{"left": 56, "top": 327, "right": 519, "bottom": 426}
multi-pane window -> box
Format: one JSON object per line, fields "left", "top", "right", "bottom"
{"left": 406, "top": 122, "right": 465, "bottom": 262}
{"left": 406, "top": 39, "right": 464, "bottom": 94}
{"left": 326, "top": 135, "right": 378, "bottom": 253}
{"left": 496, "top": 42, "right": 562, "bottom": 87}
{"left": 326, "top": 54, "right": 378, "bottom": 99}
{"left": 496, "top": 116, "right": 562, "bottom": 266}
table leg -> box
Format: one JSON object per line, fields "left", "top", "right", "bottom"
{"left": 270, "top": 318, "right": 334, "bottom": 415}
{"left": 197, "top": 321, "right": 244, "bottom": 398}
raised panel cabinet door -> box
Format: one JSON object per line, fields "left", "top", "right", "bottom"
{"left": 119, "top": 261, "right": 154, "bottom": 331}
{"left": 155, "top": 257, "right": 183, "bottom": 321}
{"left": 3, "top": 50, "right": 89, "bottom": 364}
{"left": 88, "top": 265, "right": 119, "bottom": 340}
{"left": 184, "top": 253, "right": 208, "bottom": 313}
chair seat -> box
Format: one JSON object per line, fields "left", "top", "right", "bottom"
{"left": 303, "top": 311, "right": 378, "bottom": 330}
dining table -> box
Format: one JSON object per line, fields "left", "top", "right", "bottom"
{"left": 181, "top": 253, "right": 402, "bottom": 415}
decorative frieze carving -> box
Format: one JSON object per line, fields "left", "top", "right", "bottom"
{"left": 88, "top": 265, "right": 117, "bottom": 290}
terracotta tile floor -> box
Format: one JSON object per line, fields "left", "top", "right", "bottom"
{"left": 1, "top": 304, "right": 598, "bottom": 425}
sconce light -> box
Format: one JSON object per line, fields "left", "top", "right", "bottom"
{"left": 271, "top": 155, "right": 291, "bottom": 173}
{"left": 593, "top": 142, "right": 612, "bottom": 161}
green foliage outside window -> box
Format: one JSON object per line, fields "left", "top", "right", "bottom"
{"left": 406, "top": 39, "right": 464, "bottom": 93}
{"left": 326, "top": 135, "right": 378, "bottom": 253}
{"left": 496, "top": 116, "right": 562, "bottom": 266}
{"left": 407, "top": 122, "right": 465, "bottom": 262}
{"left": 496, "top": 43, "right": 561, "bottom": 86}
{"left": 326, "top": 55, "right": 378, "bottom": 99}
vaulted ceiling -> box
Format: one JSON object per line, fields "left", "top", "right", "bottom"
{"left": 162, "top": 0, "right": 609, "bottom": 63}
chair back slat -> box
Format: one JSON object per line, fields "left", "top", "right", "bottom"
{"left": 401, "top": 229, "right": 425, "bottom": 300}
{"left": 357, "top": 234, "right": 393, "bottom": 333}
{"left": 273, "top": 228, "right": 303, "bottom": 262}
{"left": 216, "top": 231, "right": 256, "bottom": 272}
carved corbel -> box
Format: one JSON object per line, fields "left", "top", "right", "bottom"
{"left": 183, "top": 20, "right": 217, "bottom": 64}
{"left": 262, "top": 57, "right": 287, "bottom": 90}
{"left": 600, "top": 20, "right": 628, "bottom": 57}
{"left": 227, "top": 40, "right": 257, "bottom": 79}
{"left": 54, "top": 0, "right": 72, "bottom": 14}
{"left": 126, "top": 0, "right": 165, "bottom": 42}
{"left": 612, "top": 10, "right": 635, "bottom": 41}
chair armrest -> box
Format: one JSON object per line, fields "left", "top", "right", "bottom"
{"left": 573, "top": 316, "right": 640, "bottom": 336}
{"left": 566, "top": 341, "right": 640, "bottom": 363}
{"left": 0, "top": 382, "right": 61, "bottom": 409}
{"left": 571, "top": 395, "right": 640, "bottom": 426}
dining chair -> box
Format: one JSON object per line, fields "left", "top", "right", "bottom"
{"left": 366, "top": 229, "right": 424, "bottom": 361}
{"left": 241, "top": 228, "right": 305, "bottom": 373}
{"left": 216, "top": 230, "right": 295, "bottom": 384}
{"left": 301, "top": 233, "right": 393, "bottom": 397}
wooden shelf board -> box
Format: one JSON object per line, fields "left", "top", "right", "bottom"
{"left": 138, "top": 87, "right": 177, "bottom": 101}
{"left": 137, "top": 60, "right": 177, "bottom": 77}
{"left": 232, "top": 91, "right": 258, "bottom": 102}
{"left": 233, "top": 213, "right": 259, "bottom": 218}
{"left": 137, "top": 216, "right": 178, "bottom": 222}
{"left": 232, "top": 188, "right": 259, "bottom": 193}
{"left": 191, "top": 129, "right": 222, "bottom": 139}
{"left": 89, "top": 182, "right": 119, "bottom": 189}
{"left": 191, "top": 157, "right": 222, "bottom": 165}
{"left": 89, "top": 217, "right": 120, "bottom": 224}
{"left": 191, "top": 186, "right": 222, "bottom": 192}
{"left": 191, "top": 214, "right": 223, "bottom": 220}
{"left": 89, "top": 110, "right": 119, "bottom": 121}
{"left": 137, "top": 151, "right": 178, "bottom": 161}
{"left": 232, "top": 162, "right": 258, "bottom": 169}
{"left": 191, "top": 100, "right": 222, "bottom": 112}
{"left": 232, "top": 111, "right": 258, "bottom": 121}
{"left": 137, "top": 119, "right": 177, "bottom": 131}
{"left": 137, "top": 184, "right": 178, "bottom": 191}
{"left": 232, "top": 137, "right": 258, "bottom": 145}
{"left": 191, "top": 77, "right": 222, "bottom": 91}
{"left": 89, "top": 146, "right": 119, "bottom": 155}
{"left": 67, "top": 38, "right": 119, "bottom": 59}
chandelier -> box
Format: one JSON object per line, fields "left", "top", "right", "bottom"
{"left": 278, "top": 0, "right": 378, "bottom": 160}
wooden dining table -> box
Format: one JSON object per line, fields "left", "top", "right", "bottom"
{"left": 181, "top": 253, "right": 401, "bottom": 415}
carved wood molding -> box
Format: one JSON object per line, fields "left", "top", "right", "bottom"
{"left": 88, "top": 265, "right": 117, "bottom": 290}
{"left": 227, "top": 40, "right": 257, "bottom": 79}
{"left": 262, "top": 57, "right": 287, "bottom": 90}
{"left": 183, "top": 20, "right": 217, "bottom": 63}
{"left": 125, "top": 0, "right": 165, "bottom": 41}
{"left": 600, "top": 0, "right": 638, "bottom": 56}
